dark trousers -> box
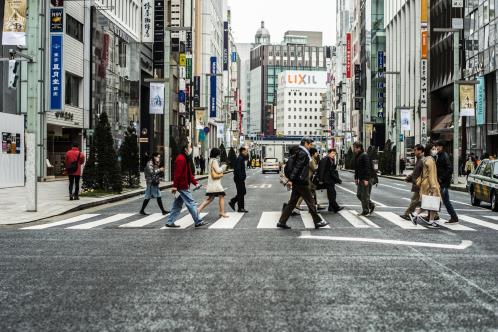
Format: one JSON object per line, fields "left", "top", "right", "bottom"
{"left": 326, "top": 183, "right": 340, "bottom": 211}
{"left": 357, "top": 182, "right": 374, "bottom": 214}
{"left": 441, "top": 186, "right": 457, "bottom": 219}
{"left": 280, "top": 184, "right": 321, "bottom": 224}
{"left": 230, "top": 180, "right": 246, "bottom": 210}
{"left": 69, "top": 175, "right": 80, "bottom": 197}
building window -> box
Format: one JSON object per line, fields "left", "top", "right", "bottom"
{"left": 65, "top": 72, "right": 81, "bottom": 107}
{"left": 66, "top": 15, "right": 83, "bottom": 42}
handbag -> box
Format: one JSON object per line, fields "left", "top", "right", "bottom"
{"left": 66, "top": 153, "right": 81, "bottom": 174}
{"left": 210, "top": 160, "right": 223, "bottom": 180}
{"left": 421, "top": 194, "right": 441, "bottom": 211}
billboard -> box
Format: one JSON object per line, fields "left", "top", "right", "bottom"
{"left": 278, "top": 70, "right": 327, "bottom": 89}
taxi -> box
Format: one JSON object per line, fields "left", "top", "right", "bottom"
{"left": 467, "top": 159, "right": 498, "bottom": 211}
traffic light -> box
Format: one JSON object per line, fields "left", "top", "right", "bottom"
{"left": 8, "top": 60, "right": 19, "bottom": 89}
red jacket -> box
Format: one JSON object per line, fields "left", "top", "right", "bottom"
{"left": 173, "top": 154, "right": 198, "bottom": 190}
{"left": 65, "top": 147, "right": 85, "bottom": 176}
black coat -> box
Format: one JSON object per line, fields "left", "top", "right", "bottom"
{"left": 436, "top": 151, "right": 452, "bottom": 188}
{"left": 319, "top": 157, "right": 341, "bottom": 185}
{"left": 289, "top": 147, "right": 311, "bottom": 185}
{"left": 354, "top": 152, "right": 371, "bottom": 181}
{"left": 233, "top": 156, "right": 246, "bottom": 183}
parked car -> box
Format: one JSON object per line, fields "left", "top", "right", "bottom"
{"left": 262, "top": 158, "right": 280, "bottom": 174}
{"left": 467, "top": 159, "right": 498, "bottom": 211}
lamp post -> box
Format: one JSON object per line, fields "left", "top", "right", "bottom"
{"left": 384, "top": 71, "right": 401, "bottom": 175}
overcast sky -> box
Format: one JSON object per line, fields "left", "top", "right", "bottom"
{"left": 227, "top": 0, "right": 337, "bottom": 45}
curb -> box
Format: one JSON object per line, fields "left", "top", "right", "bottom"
{"left": 343, "top": 170, "right": 468, "bottom": 193}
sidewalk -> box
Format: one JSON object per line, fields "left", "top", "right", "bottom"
{"left": 0, "top": 173, "right": 208, "bottom": 226}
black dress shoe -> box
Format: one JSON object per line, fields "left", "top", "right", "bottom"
{"left": 314, "top": 221, "right": 329, "bottom": 229}
{"left": 162, "top": 210, "right": 170, "bottom": 215}
{"left": 229, "top": 201, "right": 236, "bottom": 211}
{"left": 317, "top": 206, "right": 326, "bottom": 211}
{"left": 140, "top": 210, "right": 149, "bottom": 216}
{"left": 69, "top": 196, "right": 74, "bottom": 201}
{"left": 238, "top": 209, "right": 249, "bottom": 213}
{"left": 277, "top": 223, "right": 291, "bottom": 229}
{"left": 335, "top": 207, "right": 344, "bottom": 213}
{"left": 74, "top": 196, "right": 80, "bottom": 201}
{"left": 165, "top": 223, "right": 180, "bottom": 228}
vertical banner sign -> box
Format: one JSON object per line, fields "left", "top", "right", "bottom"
{"left": 217, "top": 124, "right": 225, "bottom": 139}
{"left": 400, "top": 109, "right": 411, "bottom": 131}
{"left": 346, "top": 33, "right": 352, "bottom": 79}
{"left": 377, "top": 51, "right": 384, "bottom": 70}
{"left": 421, "top": 31, "right": 428, "bottom": 59}
{"left": 223, "top": 22, "right": 229, "bottom": 71}
{"left": 420, "top": 0, "right": 428, "bottom": 143}
{"left": 142, "top": 0, "right": 154, "bottom": 43}
{"left": 210, "top": 56, "right": 217, "bottom": 118}
{"left": 149, "top": 83, "right": 165, "bottom": 114}
{"left": 2, "top": 0, "right": 27, "bottom": 46}
{"left": 459, "top": 85, "right": 475, "bottom": 116}
{"left": 193, "top": 76, "right": 201, "bottom": 108}
{"left": 476, "top": 76, "right": 485, "bottom": 125}
{"left": 232, "top": 52, "right": 237, "bottom": 63}
{"left": 186, "top": 55, "right": 192, "bottom": 80}
{"left": 50, "top": 34, "right": 63, "bottom": 111}
{"left": 50, "top": 9, "right": 64, "bottom": 33}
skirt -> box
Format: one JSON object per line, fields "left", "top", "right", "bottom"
{"left": 206, "top": 191, "right": 226, "bottom": 197}
{"left": 144, "top": 184, "right": 161, "bottom": 199}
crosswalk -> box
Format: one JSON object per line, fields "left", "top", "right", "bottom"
{"left": 21, "top": 210, "right": 498, "bottom": 232}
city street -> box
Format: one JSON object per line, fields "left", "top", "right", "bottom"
{"left": 1, "top": 169, "right": 498, "bottom": 330}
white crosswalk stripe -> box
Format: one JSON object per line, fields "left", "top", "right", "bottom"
{"left": 339, "top": 210, "right": 373, "bottom": 228}
{"left": 160, "top": 213, "right": 209, "bottom": 229}
{"left": 22, "top": 214, "right": 100, "bottom": 230}
{"left": 375, "top": 212, "right": 427, "bottom": 230}
{"left": 67, "top": 214, "right": 135, "bottom": 230}
{"left": 483, "top": 215, "right": 498, "bottom": 221}
{"left": 209, "top": 212, "right": 245, "bottom": 229}
{"left": 120, "top": 213, "right": 165, "bottom": 228}
{"left": 459, "top": 215, "right": 498, "bottom": 231}
{"left": 437, "top": 219, "right": 476, "bottom": 231}
{"left": 257, "top": 212, "right": 281, "bottom": 228}
{"left": 300, "top": 211, "right": 331, "bottom": 229}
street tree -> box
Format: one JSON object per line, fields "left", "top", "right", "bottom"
{"left": 120, "top": 125, "right": 140, "bottom": 188}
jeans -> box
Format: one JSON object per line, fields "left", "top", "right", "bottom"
{"left": 280, "top": 184, "right": 321, "bottom": 224}
{"left": 357, "top": 182, "right": 374, "bottom": 214}
{"left": 69, "top": 175, "right": 80, "bottom": 198}
{"left": 441, "top": 186, "right": 457, "bottom": 219}
{"left": 166, "top": 190, "right": 202, "bottom": 225}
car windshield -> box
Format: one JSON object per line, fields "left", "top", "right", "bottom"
{"left": 265, "top": 158, "right": 278, "bottom": 163}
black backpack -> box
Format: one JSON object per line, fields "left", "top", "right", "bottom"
{"left": 284, "top": 155, "right": 295, "bottom": 179}
{"left": 67, "top": 153, "right": 81, "bottom": 174}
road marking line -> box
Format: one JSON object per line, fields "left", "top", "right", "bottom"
{"left": 459, "top": 215, "right": 498, "bottom": 231}
{"left": 22, "top": 214, "right": 100, "bottom": 230}
{"left": 379, "top": 183, "right": 411, "bottom": 192}
{"left": 67, "top": 214, "right": 135, "bottom": 230}
{"left": 375, "top": 211, "right": 427, "bottom": 230}
{"left": 300, "top": 211, "right": 330, "bottom": 229}
{"left": 450, "top": 199, "right": 472, "bottom": 206}
{"left": 484, "top": 215, "right": 498, "bottom": 221}
{"left": 437, "top": 219, "right": 476, "bottom": 231}
{"left": 160, "top": 213, "right": 209, "bottom": 229}
{"left": 338, "top": 210, "right": 371, "bottom": 228}
{"left": 299, "top": 232, "right": 473, "bottom": 250}
{"left": 257, "top": 212, "right": 281, "bottom": 228}
{"left": 357, "top": 214, "right": 381, "bottom": 228}
{"left": 119, "top": 213, "right": 164, "bottom": 228}
{"left": 209, "top": 212, "right": 245, "bottom": 229}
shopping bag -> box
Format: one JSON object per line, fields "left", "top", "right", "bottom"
{"left": 421, "top": 195, "right": 441, "bottom": 211}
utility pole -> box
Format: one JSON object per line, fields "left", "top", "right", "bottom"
{"left": 385, "top": 71, "right": 401, "bottom": 175}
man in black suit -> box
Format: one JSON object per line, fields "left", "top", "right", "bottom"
{"left": 319, "top": 149, "right": 344, "bottom": 213}
{"left": 229, "top": 147, "right": 249, "bottom": 213}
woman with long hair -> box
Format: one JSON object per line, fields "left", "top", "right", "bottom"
{"left": 140, "top": 152, "right": 169, "bottom": 215}
{"left": 198, "top": 148, "right": 229, "bottom": 218}
{"left": 411, "top": 143, "right": 441, "bottom": 227}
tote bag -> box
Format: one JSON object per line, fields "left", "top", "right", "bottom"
{"left": 421, "top": 195, "right": 441, "bottom": 211}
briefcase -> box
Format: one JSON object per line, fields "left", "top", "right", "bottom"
{"left": 421, "top": 195, "right": 441, "bottom": 212}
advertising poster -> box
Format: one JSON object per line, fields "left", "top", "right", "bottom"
{"left": 149, "top": 82, "right": 165, "bottom": 114}
{"left": 15, "top": 133, "right": 21, "bottom": 154}
{"left": 217, "top": 124, "right": 225, "bottom": 139}
{"left": 2, "top": 0, "right": 27, "bottom": 46}
{"left": 400, "top": 109, "right": 411, "bottom": 131}
{"left": 476, "top": 76, "right": 485, "bottom": 125}
{"left": 2, "top": 132, "right": 8, "bottom": 153}
{"left": 50, "top": 8, "right": 63, "bottom": 33}
{"left": 5, "top": 133, "right": 13, "bottom": 154}
{"left": 460, "top": 84, "right": 475, "bottom": 116}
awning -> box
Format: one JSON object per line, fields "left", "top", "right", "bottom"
{"left": 431, "top": 114, "right": 454, "bottom": 133}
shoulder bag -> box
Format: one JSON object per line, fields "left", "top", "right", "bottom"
{"left": 210, "top": 160, "right": 223, "bottom": 180}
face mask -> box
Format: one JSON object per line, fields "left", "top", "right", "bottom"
{"left": 431, "top": 150, "right": 438, "bottom": 157}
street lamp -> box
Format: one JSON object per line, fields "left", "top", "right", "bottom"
{"left": 384, "top": 71, "right": 401, "bottom": 175}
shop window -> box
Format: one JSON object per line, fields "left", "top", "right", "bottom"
{"left": 66, "top": 15, "right": 83, "bottom": 42}
{"left": 65, "top": 72, "right": 81, "bottom": 107}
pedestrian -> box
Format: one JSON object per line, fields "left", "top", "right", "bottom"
{"left": 198, "top": 148, "right": 229, "bottom": 218}
{"left": 199, "top": 155, "right": 206, "bottom": 175}
{"left": 465, "top": 155, "right": 475, "bottom": 179}
{"left": 251, "top": 159, "right": 256, "bottom": 169}
{"left": 410, "top": 143, "right": 441, "bottom": 227}
{"left": 353, "top": 141, "right": 376, "bottom": 216}
{"left": 194, "top": 156, "right": 200, "bottom": 175}
{"left": 165, "top": 140, "right": 207, "bottom": 228}
{"left": 229, "top": 147, "right": 249, "bottom": 213}
{"left": 434, "top": 140, "right": 459, "bottom": 224}
{"left": 296, "top": 147, "right": 324, "bottom": 210}
{"left": 140, "top": 152, "right": 169, "bottom": 216}
{"left": 400, "top": 144, "right": 425, "bottom": 220}
{"left": 277, "top": 137, "right": 329, "bottom": 229}
{"left": 318, "top": 148, "right": 344, "bottom": 213}
{"left": 65, "top": 143, "right": 86, "bottom": 201}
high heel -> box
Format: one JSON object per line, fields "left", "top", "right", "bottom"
{"left": 219, "top": 213, "right": 229, "bottom": 218}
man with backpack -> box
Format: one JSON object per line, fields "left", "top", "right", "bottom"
{"left": 278, "top": 137, "right": 329, "bottom": 229}
{"left": 65, "top": 143, "right": 86, "bottom": 200}
{"left": 318, "top": 148, "right": 344, "bottom": 213}
{"left": 353, "top": 141, "right": 377, "bottom": 216}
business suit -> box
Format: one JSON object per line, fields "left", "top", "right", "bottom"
{"left": 230, "top": 155, "right": 247, "bottom": 211}
{"left": 319, "top": 156, "right": 342, "bottom": 212}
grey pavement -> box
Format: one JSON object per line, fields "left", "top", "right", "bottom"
{"left": 1, "top": 169, "right": 498, "bottom": 331}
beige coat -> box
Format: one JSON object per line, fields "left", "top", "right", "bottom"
{"left": 206, "top": 158, "right": 225, "bottom": 193}
{"left": 417, "top": 156, "right": 441, "bottom": 197}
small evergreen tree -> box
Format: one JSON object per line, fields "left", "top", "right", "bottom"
{"left": 219, "top": 143, "right": 228, "bottom": 164}
{"left": 94, "top": 112, "right": 122, "bottom": 193}
{"left": 228, "top": 147, "right": 237, "bottom": 169}
{"left": 379, "top": 140, "right": 393, "bottom": 175}
{"left": 120, "top": 125, "right": 140, "bottom": 188}
{"left": 345, "top": 147, "right": 354, "bottom": 170}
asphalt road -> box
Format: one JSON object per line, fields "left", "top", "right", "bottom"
{"left": 1, "top": 169, "right": 498, "bottom": 331}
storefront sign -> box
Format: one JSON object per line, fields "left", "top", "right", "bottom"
{"left": 50, "top": 8, "right": 63, "bottom": 33}
{"left": 476, "top": 76, "right": 485, "bottom": 125}
{"left": 194, "top": 76, "right": 200, "bottom": 108}
{"left": 452, "top": 0, "right": 463, "bottom": 8}
{"left": 141, "top": 0, "right": 154, "bottom": 43}
{"left": 55, "top": 111, "right": 74, "bottom": 122}
{"left": 2, "top": 0, "right": 27, "bottom": 46}
{"left": 149, "top": 82, "right": 165, "bottom": 115}
{"left": 186, "top": 55, "right": 192, "bottom": 80}
{"left": 50, "top": 34, "right": 63, "bottom": 111}
{"left": 179, "top": 53, "right": 186, "bottom": 67}
{"left": 346, "top": 33, "right": 352, "bottom": 78}
{"left": 400, "top": 109, "right": 411, "bottom": 131}
{"left": 459, "top": 84, "right": 475, "bottom": 116}
{"left": 210, "top": 57, "right": 217, "bottom": 118}
{"left": 377, "top": 51, "right": 384, "bottom": 69}
{"left": 420, "top": 59, "right": 428, "bottom": 142}
{"left": 223, "top": 21, "right": 229, "bottom": 71}
{"left": 51, "top": 0, "right": 64, "bottom": 6}
{"left": 421, "top": 30, "right": 428, "bottom": 59}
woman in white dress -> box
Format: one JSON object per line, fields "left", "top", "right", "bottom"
{"left": 198, "top": 148, "right": 229, "bottom": 218}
